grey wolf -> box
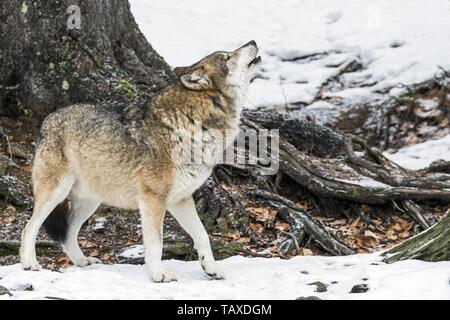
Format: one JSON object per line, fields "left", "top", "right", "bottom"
{"left": 20, "top": 41, "right": 261, "bottom": 282}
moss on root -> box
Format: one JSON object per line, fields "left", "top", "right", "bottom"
{"left": 117, "top": 79, "right": 139, "bottom": 101}
{"left": 382, "top": 210, "right": 450, "bottom": 263}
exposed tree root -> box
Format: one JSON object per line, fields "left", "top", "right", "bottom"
{"left": 382, "top": 210, "right": 450, "bottom": 263}
{"left": 194, "top": 110, "right": 450, "bottom": 258}
{"left": 247, "top": 189, "right": 355, "bottom": 256}
{"left": 0, "top": 240, "right": 56, "bottom": 249}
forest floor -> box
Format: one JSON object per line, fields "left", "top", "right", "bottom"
{"left": 1, "top": 113, "right": 449, "bottom": 270}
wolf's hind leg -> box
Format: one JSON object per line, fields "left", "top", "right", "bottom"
{"left": 20, "top": 174, "right": 75, "bottom": 271}
{"left": 168, "top": 197, "right": 225, "bottom": 280}
{"left": 62, "top": 196, "right": 101, "bottom": 267}
{"left": 139, "top": 192, "right": 177, "bottom": 283}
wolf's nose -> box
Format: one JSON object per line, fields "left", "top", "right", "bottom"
{"left": 247, "top": 40, "right": 257, "bottom": 47}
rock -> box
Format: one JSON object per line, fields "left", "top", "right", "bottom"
{"left": 216, "top": 217, "right": 228, "bottom": 230}
{"left": 300, "top": 270, "right": 309, "bottom": 274}
{"left": 308, "top": 281, "right": 328, "bottom": 293}
{"left": 6, "top": 143, "right": 28, "bottom": 160}
{"left": 0, "top": 285, "right": 11, "bottom": 296}
{"left": 428, "top": 159, "right": 450, "bottom": 174}
{"left": 164, "top": 242, "right": 192, "bottom": 258}
{"left": 0, "top": 175, "right": 32, "bottom": 206}
{"left": 279, "top": 239, "right": 293, "bottom": 254}
{"left": 350, "top": 284, "right": 369, "bottom": 293}
{"left": 296, "top": 296, "right": 322, "bottom": 300}
{"left": 93, "top": 217, "right": 107, "bottom": 231}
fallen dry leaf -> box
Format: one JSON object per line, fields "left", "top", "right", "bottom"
{"left": 225, "top": 231, "right": 241, "bottom": 240}
{"left": 250, "top": 223, "right": 264, "bottom": 234}
{"left": 275, "top": 221, "right": 290, "bottom": 231}
{"left": 57, "top": 257, "right": 72, "bottom": 268}
{"left": 236, "top": 237, "right": 251, "bottom": 244}
{"left": 301, "top": 248, "right": 314, "bottom": 256}
{"left": 79, "top": 238, "right": 96, "bottom": 248}
{"left": 364, "top": 230, "right": 378, "bottom": 239}
{"left": 101, "top": 252, "right": 111, "bottom": 261}
{"left": 247, "top": 207, "right": 277, "bottom": 223}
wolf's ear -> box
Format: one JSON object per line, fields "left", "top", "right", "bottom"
{"left": 174, "top": 66, "right": 190, "bottom": 78}
{"left": 177, "top": 67, "right": 211, "bottom": 91}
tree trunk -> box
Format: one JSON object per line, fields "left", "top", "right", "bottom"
{"left": 0, "top": 0, "right": 174, "bottom": 117}
{"left": 382, "top": 210, "right": 450, "bottom": 263}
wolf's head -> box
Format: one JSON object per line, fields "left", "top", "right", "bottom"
{"left": 174, "top": 41, "right": 261, "bottom": 97}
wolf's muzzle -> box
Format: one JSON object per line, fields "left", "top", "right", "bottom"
{"left": 241, "top": 40, "right": 258, "bottom": 50}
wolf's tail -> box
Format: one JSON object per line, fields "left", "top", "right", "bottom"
{"left": 43, "top": 201, "right": 70, "bottom": 243}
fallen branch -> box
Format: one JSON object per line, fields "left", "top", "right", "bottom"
{"left": 247, "top": 188, "right": 355, "bottom": 256}
{"left": 400, "top": 200, "right": 431, "bottom": 230}
{"left": 0, "top": 240, "right": 57, "bottom": 250}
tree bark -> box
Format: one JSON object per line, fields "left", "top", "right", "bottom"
{"left": 0, "top": 0, "right": 174, "bottom": 117}
{"left": 382, "top": 210, "right": 450, "bottom": 263}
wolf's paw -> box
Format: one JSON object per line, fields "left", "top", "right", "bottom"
{"left": 75, "top": 257, "right": 102, "bottom": 267}
{"left": 21, "top": 259, "right": 41, "bottom": 271}
{"left": 202, "top": 262, "right": 225, "bottom": 280}
{"left": 151, "top": 270, "right": 177, "bottom": 283}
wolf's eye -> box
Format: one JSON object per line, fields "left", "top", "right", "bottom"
{"left": 221, "top": 54, "right": 230, "bottom": 62}
{"left": 221, "top": 64, "right": 229, "bottom": 74}
{"left": 219, "top": 60, "right": 229, "bottom": 74}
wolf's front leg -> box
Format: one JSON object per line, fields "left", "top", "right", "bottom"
{"left": 168, "top": 197, "right": 225, "bottom": 280}
{"left": 139, "top": 194, "right": 177, "bottom": 283}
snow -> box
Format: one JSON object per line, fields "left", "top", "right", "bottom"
{"left": 130, "top": 0, "right": 450, "bottom": 108}
{"left": 120, "top": 245, "right": 145, "bottom": 259}
{"left": 1, "top": 253, "right": 449, "bottom": 300}
{"left": 384, "top": 134, "right": 450, "bottom": 170}
{"left": 337, "top": 177, "right": 392, "bottom": 189}
{"left": 92, "top": 217, "right": 107, "bottom": 231}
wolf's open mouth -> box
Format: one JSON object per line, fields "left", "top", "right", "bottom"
{"left": 249, "top": 56, "right": 262, "bottom": 67}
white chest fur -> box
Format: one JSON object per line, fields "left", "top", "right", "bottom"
{"left": 167, "top": 88, "right": 246, "bottom": 204}
{"left": 168, "top": 165, "right": 213, "bottom": 203}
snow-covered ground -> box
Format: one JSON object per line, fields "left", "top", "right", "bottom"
{"left": 131, "top": 0, "right": 450, "bottom": 107}
{"left": 1, "top": 253, "right": 449, "bottom": 300}
{"left": 384, "top": 135, "right": 450, "bottom": 170}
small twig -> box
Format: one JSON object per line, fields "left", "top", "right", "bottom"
{"left": 0, "top": 126, "right": 13, "bottom": 160}
{"left": 401, "top": 200, "right": 431, "bottom": 230}
{"left": 353, "top": 205, "right": 384, "bottom": 232}
{"left": 272, "top": 172, "right": 283, "bottom": 192}
{"left": 312, "top": 56, "right": 362, "bottom": 102}
{"left": 238, "top": 248, "right": 273, "bottom": 258}
{"left": 278, "top": 230, "right": 301, "bottom": 255}
{"left": 0, "top": 84, "right": 21, "bottom": 90}
{"left": 279, "top": 78, "right": 290, "bottom": 111}
{"left": 247, "top": 188, "right": 355, "bottom": 256}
